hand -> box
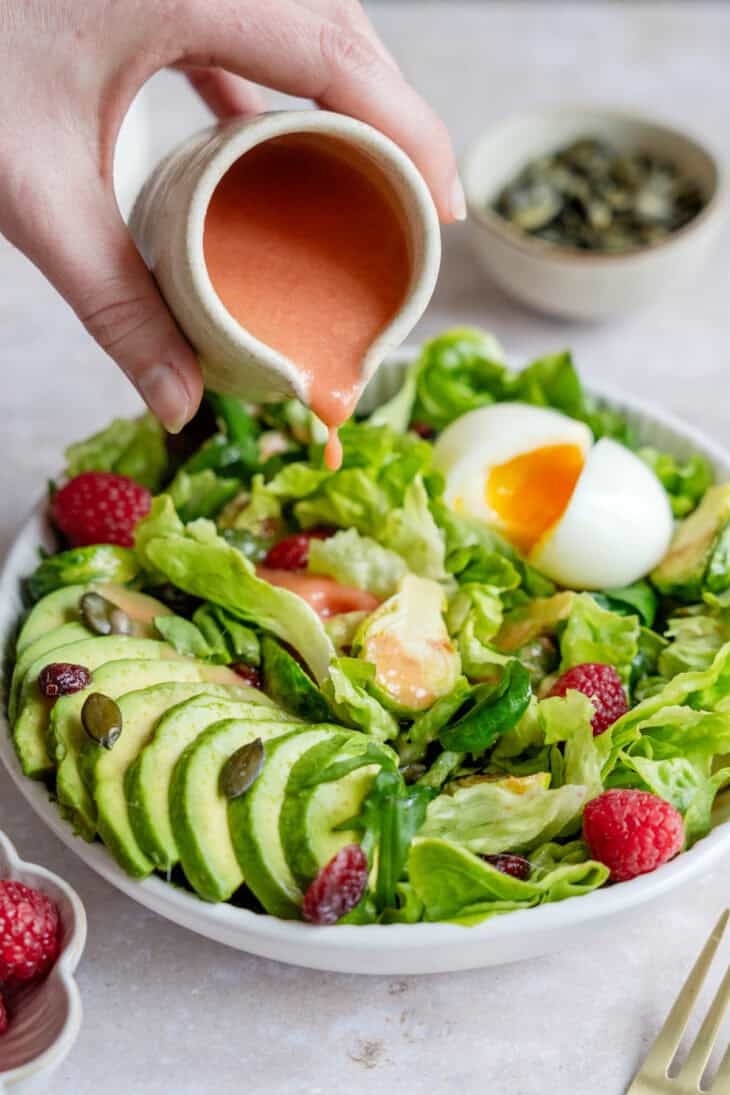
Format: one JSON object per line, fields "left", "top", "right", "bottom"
{"left": 0, "top": 0, "right": 461, "bottom": 431}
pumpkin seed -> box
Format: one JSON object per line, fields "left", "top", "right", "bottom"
{"left": 80, "top": 592, "right": 132, "bottom": 637}
{"left": 494, "top": 135, "right": 705, "bottom": 253}
{"left": 80, "top": 591, "right": 114, "bottom": 635}
{"left": 220, "top": 738, "right": 265, "bottom": 799}
{"left": 82, "top": 692, "right": 123, "bottom": 750}
{"left": 399, "top": 763, "right": 427, "bottom": 784}
{"left": 109, "top": 607, "right": 133, "bottom": 636}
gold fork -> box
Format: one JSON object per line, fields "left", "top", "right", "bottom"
{"left": 628, "top": 910, "right": 730, "bottom": 1094}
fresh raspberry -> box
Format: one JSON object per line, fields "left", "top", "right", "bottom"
{"left": 0, "top": 881, "right": 60, "bottom": 988}
{"left": 0, "top": 992, "right": 7, "bottom": 1035}
{"left": 264, "top": 529, "right": 333, "bottom": 571}
{"left": 51, "top": 472, "right": 151, "bottom": 548}
{"left": 582, "top": 789, "right": 684, "bottom": 882}
{"left": 546, "top": 663, "right": 628, "bottom": 735}
{"left": 482, "top": 853, "right": 531, "bottom": 881}
{"left": 301, "top": 844, "right": 369, "bottom": 925}
{"left": 232, "top": 664, "right": 261, "bottom": 689}
{"left": 39, "top": 663, "right": 92, "bottom": 698}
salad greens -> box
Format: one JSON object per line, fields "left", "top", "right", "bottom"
{"left": 16, "top": 325, "right": 730, "bottom": 928}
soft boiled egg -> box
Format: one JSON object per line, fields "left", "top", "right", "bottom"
{"left": 432, "top": 402, "right": 674, "bottom": 590}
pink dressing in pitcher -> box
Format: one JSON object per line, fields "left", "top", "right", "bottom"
{"left": 203, "top": 134, "right": 411, "bottom": 470}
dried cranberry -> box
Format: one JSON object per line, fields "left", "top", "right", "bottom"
{"left": 38, "top": 663, "right": 92, "bottom": 698}
{"left": 411, "top": 421, "right": 435, "bottom": 440}
{"left": 264, "top": 529, "right": 333, "bottom": 571}
{"left": 302, "top": 844, "right": 369, "bottom": 925}
{"left": 482, "top": 853, "right": 531, "bottom": 881}
{"left": 232, "top": 664, "right": 261, "bottom": 689}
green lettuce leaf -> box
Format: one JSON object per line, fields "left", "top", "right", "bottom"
{"left": 539, "top": 691, "right": 612, "bottom": 799}
{"left": 412, "top": 328, "right": 509, "bottom": 431}
{"left": 321, "top": 658, "right": 399, "bottom": 742}
{"left": 135, "top": 496, "right": 333, "bottom": 680}
{"left": 592, "top": 580, "right": 657, "bottom": 627}
{"left": 408, "top": 837, "right": 608, "bottom": 924}
{"left": 419, "top": 775, "right": 589, "bottom": 854}
{"left": 307, "top": 528, "right": 407, "bottom": 598}
{"left": 658, "top": 607, "right": 730, "bottom": 678}
{"left": 63, "top": 413, "right": 168, "bottom": 491}
{"left": 379, "top": 477, "right": 448, "bottom": 581}
{"left": 168, "top": 469, "right": 241, "bottom": 522}
{"left": 638, "top": 447, "right": 714, "bottom": 518}
{"left": 346, "top": 767, "right": 433, "bottom": 913}
{"left": 560, "top": 593, "right": 640, "bottom": 686}
{"left": 26, "top": 545, "right": 139, "bottom": 601}
{"left": 153, "top": 615, "right": 215, "bottom": 660}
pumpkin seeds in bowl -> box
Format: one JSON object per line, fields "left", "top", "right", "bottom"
{"left": 494, "top": 136, "right": 705, "bottom": 253}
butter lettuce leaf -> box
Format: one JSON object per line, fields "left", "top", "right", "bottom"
{"left": 560, "top": 593, "right": 640, "bottom": 686}
{"left": 308, "top": 528, "right": 407, "bottom": 598}
{"left": 63, "top": 412, "right": 167, "bottom": 491}
{"left": 419, "top": 776, "right": 589, "bottom": 854}
{"left": 408, "top": 838, "right": 608, "bottom": 924}
{"left": 135, "top": 496, "right": 333, "bottom": 680}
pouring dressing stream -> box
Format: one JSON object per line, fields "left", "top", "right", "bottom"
{"left": 129, "top": 111, "right": 442, "bottom": 463}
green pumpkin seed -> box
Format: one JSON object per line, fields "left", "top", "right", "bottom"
{"left": 82, "top": 692, "right": 123, "bottom": 750}
{"left": 109, "top": 607, "right": 133, "bottom": 636}
{"left": 220, "top": 738, "right": 265, "bottom": 799}
{"left": 80, "top": 591, "right": 114, "bottom": 635}
{"left": 494, "top": 135, "right": 705, "bottom": 253}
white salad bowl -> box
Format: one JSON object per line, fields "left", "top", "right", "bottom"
{"left": 2, "top": 356, "right": 730, "bottom": 976}
{"left": 0, "top": 832, "right": 86, "bottom": 1093}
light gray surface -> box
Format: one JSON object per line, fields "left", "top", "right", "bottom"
{"left": 2, "top": 3, "right": 730, "bottom": 1092}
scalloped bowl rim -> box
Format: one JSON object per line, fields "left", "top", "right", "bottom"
{"left": 1, "top": 353, "right": 730, "bottom": 974}
{"left": 0, "top": 830, "right": 86, "bottom": 1089}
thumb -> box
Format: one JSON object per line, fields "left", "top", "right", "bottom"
{"left": 9, "top": 175, "right": 203, "bottom": 433}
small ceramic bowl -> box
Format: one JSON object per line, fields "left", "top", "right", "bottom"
{"left": 0, "top": 832, "right": 85, "bottom": 1094}
{"left": 130, "top": 109, "right": 441, "bottom": 404}
{"left": 461, "top": 108, "right": 726, "bottom": 320}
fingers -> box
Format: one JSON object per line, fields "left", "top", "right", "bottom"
{"left": 181, "top": 0, "right": 462, "bottom": 221}
{"left": 183, "top": 66, "right": 267, "bottom": 120}
{"left": 294, "top": 0, "right": 399, "bottom": 71}
{"left": 9, "top": 171, "right": 203, "bottom": 432}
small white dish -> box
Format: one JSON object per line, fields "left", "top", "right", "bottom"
{"left": 461, "top": 107, "right": 726, "bottom": 320}
{"left": 0, "top": 832, "right": 86, "bottom": 1093}
{"left": 1, "top": 353, "right": 730, "bottom": 975}
{"left": 130, "top": 109, "right": 441, "bottom": 404}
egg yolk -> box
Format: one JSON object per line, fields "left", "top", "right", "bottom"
{"left": 486, "top": 443, "right": 584, "bottom": 553}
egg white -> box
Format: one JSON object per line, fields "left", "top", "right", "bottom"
{"left": 530, "top": 437, "right": 674, "bottom": 589}
{"left": 432, "top": 402, "right": 593, "bottom": 531}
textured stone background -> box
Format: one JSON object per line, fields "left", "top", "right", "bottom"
{"left": 1, "top": 3, "right": 729, "bottom": 1092}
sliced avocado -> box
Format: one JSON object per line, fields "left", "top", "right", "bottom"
{"left": 52, "top": 659, "right": 247, "bottom": 840}
{"left": 170, "top": 716, "right": 306, "bottom": 902}
{"left": 228, "top": 727, "right": 342, "bottom": 918}
{"left": 128, "top": 691, "right": 298, "bottom": 871}
{"left": 13, "top": 636, "right": 173, "bottom": 780}
{"left": 9, "top": 622, "right": 91, "bottom": 721}
{"left": 84, "top": 676, "right": 247, "bottom": 878}
{"left": 16, "top": 585, "right": 86, "bottom": 655}
{"left": 496, "top": 591, "right": 576, "bottom": 653}
{"left": 353, "top": 574, "right": 461, "bottom": 714}
{"left": 652, "top": 484, "right": 730, "bottom": 601}
{"left": 11, "top": 585, "right": 173, "bottom": 721}
{"left": 280, "top": 734, "right": 390, "bottom": 891}
{"left": 261, "top": 636, "right": 332, "bottom": 721}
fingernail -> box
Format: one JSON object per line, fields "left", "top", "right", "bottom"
{"left": 137, "top": 364, "right": 190, "bottom": 434}
{"left": 450, "top": 174, "right": 467, "bottom": 222}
